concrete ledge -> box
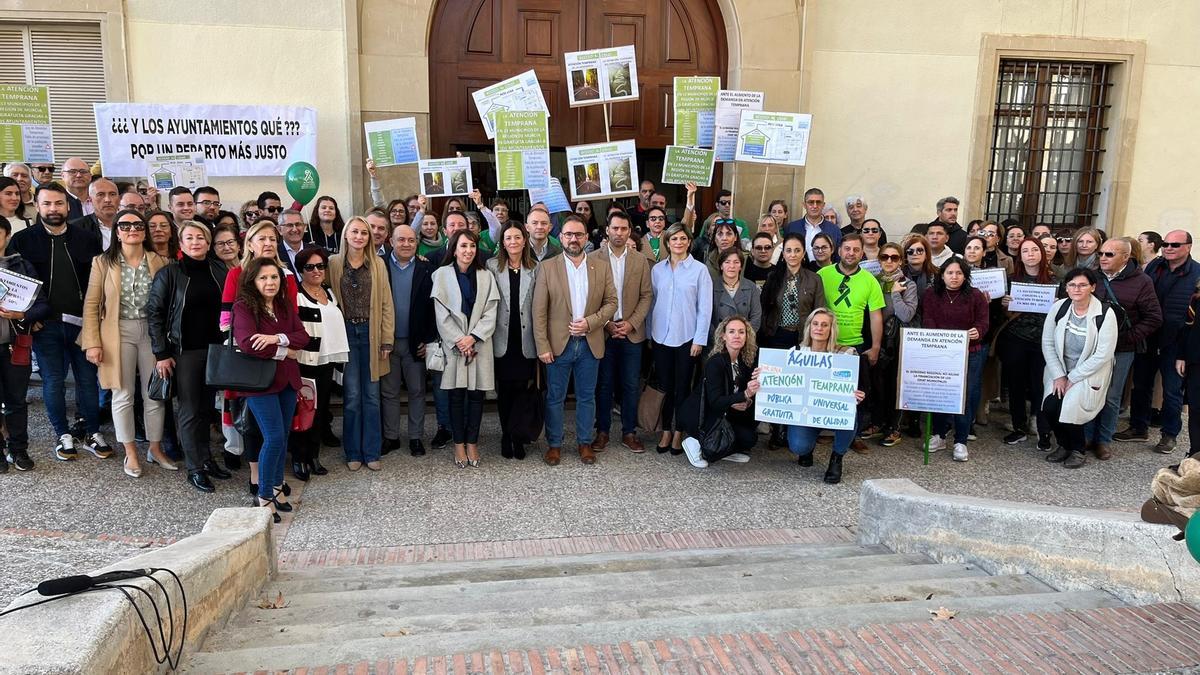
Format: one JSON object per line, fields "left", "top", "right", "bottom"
{"left": 0, "top": 508, "right": 273, "bottom": 675}
{"left": 858, "top": 479, "right": 1199, "bottom": 605}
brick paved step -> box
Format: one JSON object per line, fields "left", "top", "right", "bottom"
{"left": 185, "top": 589, "right": 1121, "bottom": 673}
{"left": 270, "top": 543, "right": 906, "bottom": 595}
{"left": 208, "top": 570, "right": 1049, "bottom": 650}
{"left": 186, "top": 543, "right": 1125, "bottom": 673}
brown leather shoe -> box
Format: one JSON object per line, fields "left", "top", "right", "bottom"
{"left": 594, "top": 431, "right": 609, "bottom": 451}
{"left": 622, "top": 433, "right": 645, "bottom": 453}
{"left": 850, "top": 439, "right": 869, "bottom": 454}
{"left": 543, "top": 447, "right": 561, "bottom": 466}
{"left": 1094, "top": 442, "right": 1112, "bottom": 460}
{"left": 579, "top": 444, "right": 597, "bottom": 465}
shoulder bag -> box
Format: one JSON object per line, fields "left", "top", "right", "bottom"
{"left": 206, "top": 331, "right": 276, "bottom": 392}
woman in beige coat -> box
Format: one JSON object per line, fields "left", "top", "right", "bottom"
{"left": 328, "top": 216, "right": 394, "bottom": 470}
{"left": 81, "top": 209, "right": 172, "bottom": 478}
{"left": 432, "top": 230, "right": 499, "bottom": 468}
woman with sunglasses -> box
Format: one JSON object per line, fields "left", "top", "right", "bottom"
{"left": 1053, "top": 230, "right": 1074, "bottom": 277}
{"left": 147, "top": 220, "right": 232, "bottom": 492}
{"left": 901, "top": 234, "right": 937, "bottom": 300}
{"left": 867, "top": 243, "right": 918, "bottom": 446}
{"left": 859, "top": 219, "right": 884, "bottom": 261}
{"left": 291, "top": 246, "right": 349, "bottom": 480}
{"left": 640, "top": 206, "right": 670, "bottom": 264}
{"left": 238, "top": 200, "right": 260, "bottom": 231}
{"left": 978, "top": 221, "right": 1015, "bottom": 274}
{"left": 83, "top": 209, "right": 173, "bottom": 479}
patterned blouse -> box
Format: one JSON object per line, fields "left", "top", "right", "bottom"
{"left": 340, "top": 262, "right": 371, "bottom": 322}
{"left": 118, "top": 255, "right": 153, "bottom": 321}
{"left": 778, "top": 272, "right": 802, "bottom": 330}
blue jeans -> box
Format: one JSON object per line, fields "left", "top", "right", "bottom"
{"left": 32, "top": 321, "right": 99, "bottom": 437}
{"left": 343, "top": 322, "right": 382, "bottom": 462}
{"left": 788, "top": 424, "right": 856, "bottom": 457}
{"left": 1085, "top": 351, "right": 1135, "bottom": 444}
{"left": 431, "top": 371, "right": 450, "bottom": 430}
{"left": 246, "top": 386, "right": 297, "bottom": 501}
{"left": 1131, "top": 343, "right": 1186, "bottom": 437}
{"left": 595, "top": 336, "right": 642, "bottom": 436}
{"left": 934, "top": 347, "right": 988, "bottom": 445}
{"left": 545, "top": 336, "right": 600, "bottom": 447}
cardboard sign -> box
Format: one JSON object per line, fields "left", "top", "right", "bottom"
{"left": 754, "top": 348, "right": 861, "bottom": 430}
{"left": 565, "top": 45, "right": 639, "bottom": 107}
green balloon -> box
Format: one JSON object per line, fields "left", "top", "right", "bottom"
{"left": 1188, "top": 512, "right": 1200, "bottom": 563}
{"left": 284, "top": 161, "right": 320, "bottom": 206}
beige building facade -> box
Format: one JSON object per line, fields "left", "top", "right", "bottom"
{"left": 1, "top": 0, "right": 1195, "bottom": 237}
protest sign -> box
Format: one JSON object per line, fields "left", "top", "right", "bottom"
{"left": 418, "top": 157, "right": 472, "bottom": 196}
{"left": 147, "top": 153, "right": 208, "bottom": 191}
{"left": 734, "top": 111, "right": 812, "bottom": 166}
{"left": 565, "top": 140, "right": 639, "bottom": 200}
{"left": 364, "top": 117, "right": 420, "bottom": 167}
{"left": 0, "top": 85, "right": 52, "bottom": 163}
{"left": 565, "top": 45, "right": 639, "bottom": 107}
{"left": 714, "top": 90, "right": 763, "bottom": 162}
{"left": 898, "top": 328, "right": 969, "bottom": 415}
{"left": 1009, "top": 282, "right": 1057, "bottom": 314}
{"left": 972, "top": 267, "right": 1007, "bottom": 300}
{"left": 528, "top": 177, "right": 571, "bottom": 214}
{"left": 472, "top": 70, "right": 550, "bottom": 140}
{"left": 673, "top": 76, "right": 719, "bottom": 147}
{"left": 860, "top": 259, "right": 882, "bottom": 277}
{"left": 754, "top": 348, "right": 860, "bottom": 431}
{"left": 494, "top": 111, "right": 550, "bottom": 190}
{"left": 0, "top": 266, "right": 43, "bottom": 313}
{"left": 661, "top": 145, "right": 715, "bottom": 186}
{"left": 93, "top": 103, "right": 317, "bottom": 177}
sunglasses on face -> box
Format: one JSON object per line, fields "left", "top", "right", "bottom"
{"left": 32, "top": 166, "right": 53, "bottom": 172}
{"left": 116, "top": 222, "right": 145, "bottom": 231}
{"left": 906, "top": 248, "right": 925, "bottom": 255}
{"left": 263, "top": 206, "right": 282, "bottom": 213}
{"left": 717, "top": 200, "right": 731, "bottom": 206}
{"left": 1099, "top": 251, "right": 1118, "bottom": 258}
{"left": 1057, "top": 237, "right": 1073, "bottom": 242}
{"left": 302, "top": 262, "right": 327, "bottom": 272}
{"left": 879, "top": 254, "right": 901, "bottom": 262}
{"left": 860, "top": 228, "right": 880, "bottom": 233}
{"left": 1163, "top": 242, "right": 1189, "bottom": 249}
{"left": 753, "top": 245, "right": 773, "bottom": 252}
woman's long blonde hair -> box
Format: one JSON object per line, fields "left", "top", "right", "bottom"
{"left": 800, "top": 307, "right": 841, "bottom": 352}
{"left": 710, "top": 315, "right": 757, "bottom": 365}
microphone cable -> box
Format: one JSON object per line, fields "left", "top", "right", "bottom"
{"left": 0, "top": 567, "right": 188, "bottom": 671}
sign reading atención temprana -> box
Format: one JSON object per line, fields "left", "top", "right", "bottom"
{"left": 754, "top": 348, "right": 860, "bottom": 431}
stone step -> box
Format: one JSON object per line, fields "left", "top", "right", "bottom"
{"left": 272, "top": 542, "right": 916, "bottom": 590}
{"left": 208, "top": 570, "right": 1044, "bottom": 651}
{"left": 184, "top": 589, "right": 1121, "bottom": 674}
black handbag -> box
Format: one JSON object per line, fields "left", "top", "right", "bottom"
{"left": 508, "top": 366, "right": 545, "bottom": 444}
{"left": 147, "top": 371, "right": 173, "bottom": 401}
{"left": 206, "top": 334, "right": 275, "bottom": 392}
{"left": 230, "top": 396, "right": 255, "bottom": 435}
{"left": 696, "top": 372, "right": 735, "bottom": 458}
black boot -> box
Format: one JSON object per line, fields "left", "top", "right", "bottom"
{"left": 188, "top": 471, "right": 215, "bottom": 493}
{"left": 203, "top": 459, "right": 232, "bottom": 480}
{"left": 501, "top": 434, "right": 513, "bottom": 459}
{"left": 310, "top": 455, "right": 328, "bottom": 476}
{"left": 292, "top": 460, "right": 310, "bottom": 481}
{"left": 769, "top": 425, "right": 787, "bottom": 449}
{"left": 797, "top": 453, "right": 813, "bottom": 467}
{"left": 824, "top": 453, "right": 844, "bottom": 484}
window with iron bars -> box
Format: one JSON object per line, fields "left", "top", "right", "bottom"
{"left": 985, "top": 60, "right": 1111, "bottom": 230}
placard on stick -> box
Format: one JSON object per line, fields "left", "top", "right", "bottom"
{"left": 565, "top": 45, "right": 639, "bottom": 107}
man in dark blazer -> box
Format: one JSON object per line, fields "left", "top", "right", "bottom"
{"left": 381, "top": 223, "right": 436, "bottom": 456}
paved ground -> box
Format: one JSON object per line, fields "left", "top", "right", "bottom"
{"left": 0, "top": 393, "right": 1190, "bottom": 605}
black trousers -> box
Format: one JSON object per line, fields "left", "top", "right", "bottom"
{"left": 1187, "top": 364, "right": 1199, "bottom": 457}
{"left": 1000, "top": 337, "right": 1047, "bottom": 435}
{"left": 289, "top": 363, "right": 333, "bottom": 463}
{"left": 496, "top": 377, "right": 528, "bottom": 439}
{"left": 176, "top": 349, "right": 215, "bottom": 471}
{"left": 652, "top": 341, "right": 696, "bottom": 432}
{"left": 0, "top": 347, "right": 30, "bottom": 453}
{"left": 1042, "top": 393, "right": 1084, "bottom": 454}
{"left": 448, "top": 388, "right": 484, "bottom": 444}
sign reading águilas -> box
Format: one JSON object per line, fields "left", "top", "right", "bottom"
{"left": 754, "top": 348, "right": 860, "bottom": 431}
{"left": 94, "top": 103, "right": 317, "bottom": 177}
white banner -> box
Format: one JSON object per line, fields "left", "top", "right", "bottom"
{"left": 93, "top": 103, "right": 318, "bottom": 177}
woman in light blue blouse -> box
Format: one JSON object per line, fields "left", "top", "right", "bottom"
{"left": 649, "top": 223, "right": 713, "bottom": 454}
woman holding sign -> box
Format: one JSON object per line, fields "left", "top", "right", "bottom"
{"left": 1040, "top": 267, "right": 1118, "bottom": 469}
{"left": 997, "top": 238, "right": 1057, "bottom": 451}
{"left": 869, "top": 243, "right": 919, "bottom": 447}
{"left": 921, "top": 259, "right": 989, "bottom": 462}
{"left": 680, "top": 315, "right": 761, "bottom": 469}
{"left": 786, "top": 308, "right": 867, "bottom": 484}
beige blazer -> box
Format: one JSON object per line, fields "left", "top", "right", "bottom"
{"left": 589, "top": 245, "right": 652, "bottom": 343}
{"left": 533, "top": 253, "right": 617, "bottom": 359}
{"left": 328, "top": 251, "right": 394, "bottom": 381}
{"left": 81, "top": 251, "right": 170, "bottom": 390}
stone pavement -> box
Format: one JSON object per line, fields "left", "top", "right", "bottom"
{"left": 0, "top": 395, "right": 1190, "bottom": 605}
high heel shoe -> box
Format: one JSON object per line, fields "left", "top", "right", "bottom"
{"left": 123, "top": 455, "right": 142, "bottom": 478}
{"left": 454, "top": 459, "right": 467, "bottom": 469}
{"left": 257, "top": 497, "right": 281, "bottom": 523}
{"left": 280, "top": 482, "right": 291, "bottom": 497}
{"left": 292, "top": 461, "right": 310, "bottom": 482}
{"left": 272, "top": 487, "right": 293, "bottom": 512}
{"left": 145, "top": 449, "right": 178, "bottom": 471}
{"left": 468, "top": 458, "right": 480, "bottom": 467}
{"left": 310, "top": 457, "right": 328, "bottom": 476}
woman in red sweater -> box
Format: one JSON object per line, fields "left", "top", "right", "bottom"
{"left": 921, "top": 258, "right": 989, "bottom": 462}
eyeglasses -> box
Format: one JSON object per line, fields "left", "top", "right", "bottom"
{"left": 879, "top": 254, "right": 901, "bottom": 262}
{"left": 1163, "top": 241, "right": 1189, "bottom": 249}
{"left": 981, "top": 231, "right": 998, "bottom": 238}
{"left": 389, "top": 208, "right": 404, "bottom": 215}
{"left": 906, "top": 248, "right": 925, "bottom": 255}
{"left": 116, "top": 222, "right": 145, "bottom": 231}
{"left": 197, "top": 200, "right": 221, "bottom": 208}
{"left": 301, "top": 262, "right": 328, "bottom": 272}
{"left": 263, "top": 206, "right": 282, "bottom": 213}
{"left": 1098, "top": 251, "right": 1118, "bottom": 258}
{"left": 560, "top": 232, "right": 587, "bottom": 239}
{"left": 1065, "top": 283, "right": 1092, "bottom": 290}
{"left": 812, "top": 245, "right": 830, "bottom": 252}
{"left": 753, "top": 245, "right": 774, "bottom": 252}
{"left": 280, "top": 221, "right": 305, "bottom": 229}
{"left": 63, "top": 169, "right": 89, "bottom": 176}
{"left": 215, "top": 240, "right": 238, "bottom": 248}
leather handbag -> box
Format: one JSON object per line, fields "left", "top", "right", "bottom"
{"left": 206, "top": 334, "right": 275, "bottom": 392}
{"left": 696, "top": 373, "right": 735, "bottom": 458}
{"left": 147, "top": 371, "right": 173, "bottom": 401}
{"left": 637, "top": 364, "right": 665, "bottom": 433}
{"left": 9, "top": 332, "right": 31, "bottom": 366}
{"left": 508, "top": 366, "right": 545, "bottom": 444}
{"left": 424, "top": 341, "right": 446, "bottom": 372}
{"left": 291, "top": 377, "right": 317, "bottom": 432}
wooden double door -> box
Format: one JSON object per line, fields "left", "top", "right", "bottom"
{"left": 429, "top": 0, "right": 728, "bottom": 199}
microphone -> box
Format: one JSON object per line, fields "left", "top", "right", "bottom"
{"left": 37, "top": 570, "right": 150, "bottom": 596}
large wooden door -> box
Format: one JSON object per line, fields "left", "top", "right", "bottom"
{"left": 429, "top": 0, "right": 727, "bottom": 154}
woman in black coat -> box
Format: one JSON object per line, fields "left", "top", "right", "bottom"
{"left": 681, "top": 315, "right": 761, "bottom": 468}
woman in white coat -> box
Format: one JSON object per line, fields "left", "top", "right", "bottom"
{"left": 432, "top": 230, "right": 500, "bottom": 468}
{"left": 1041, "top": 267, "right": 1117, "bottom": 469}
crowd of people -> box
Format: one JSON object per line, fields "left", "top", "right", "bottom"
{"left": 0, "top": 157, "right": 1196, "bottom": 522}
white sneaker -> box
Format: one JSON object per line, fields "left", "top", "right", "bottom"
{"left": 926, "top": 435, "right": 945, "bottom": 452}
{"left": 953, "top": 443, "right": 969, "bottom": 462}
{"left": 720, "top": 452, "right": 750, "bottom": 463}
{"left": 681, "top": 437, "right": 708, "bottom": 468}
{"left": 54, "top": 433, "right": 77, "bottom": 461}
{"left": 86, "top": 432, "right": 114, "bottom": 459}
